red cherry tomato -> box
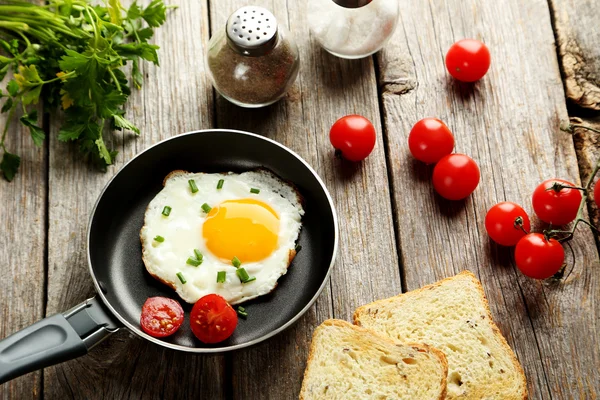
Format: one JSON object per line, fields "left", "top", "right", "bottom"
{"left": 532, "top": 179, "right": 582, "bottom": 226}
{"left": 445, "top": 39, "right": 491, "bottom": 82}
{"left": 432, "top": 154, "right": 480, "bottom": 200}
{"left": 190, "top": 294, "right": 238, "bottom": 344}
{"left": 594, "top": 181, "right": 600, "bottom": 210}
{"left": 514, "top": 233, "right": 564, "bottom": 279}
{"left": 140, "top": 297, "right": 184, "bottom": 338}
{"left": 408, "top": 118, "right": 455, "bottom": 164}
{"left": 329, "top": 115, "right": 376, "bottom": 162}
{"left": 485, "top": 202, "right": 531, "bottom": 246}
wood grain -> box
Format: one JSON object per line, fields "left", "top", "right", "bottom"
{"left": 550, "top": 0, "right": 600, "bottom": 110}
{"left": 209, "top": 1, "right": 402, "bottom": 398}
{"left": 43, "top": 1, "right": 224, "bottom": 399}
{"left": 0, "top": 98, "right": 46, "bottom": 399}
{"left": 378, "top": 0, "right": 599, "bottom": 398}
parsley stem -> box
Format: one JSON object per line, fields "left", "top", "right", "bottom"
{"left": 1, "top": 106, "right": 16, "bottom": 151}
{"left": 83, "top": 6, "right": 99, "bottom": 48}
{"left": 108, "top": 69, "right": 122, "bottom": 92}
{"left": 42, "top": 71, "right": 75, "bottom": 84}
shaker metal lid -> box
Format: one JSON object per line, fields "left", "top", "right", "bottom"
{"left": 226, "top": 6, "right": 278, "bottom": 56}
{"left": 332, "top": 0, "right": 372, "bottom": 8}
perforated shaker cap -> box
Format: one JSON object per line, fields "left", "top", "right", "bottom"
{"left": 226, "top": 6, "right": 278, "bottom": 56}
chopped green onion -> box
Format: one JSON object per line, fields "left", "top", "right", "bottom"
{"left": 237, "top": 307, "right": 248, "bottom": 318}
{"left": 217, "top": 271, "right": 226, "bottom": 283}
{"left": 188, "top": 179, "right": 198, "bottom": 193}
{"left": 187, "top": 257, "right": 202, "bottom": 267}
{"left": 236, "top": 268, "right": 250, "bottom": 282}
{"left": 232, "top": 256, "right": 241, "bottom": 268}
{"left": 236, "top": 268, "right": 255, "bottom": 283}
{"left": 162, "top": 206, "right": 172, "bottom": 216}
{"left": 194, "top": 249, "right": 203, "bottom": 261}
{"left": 217, "top": 179, "right": 224, "bottom": 189}
{"left": 201, "top": 203, "right": 212, "bottom": 213}
{"left": 250, "top": 188, "right": 260, "bottom": 194}
{"left": 176, "top": 272, "right": 187, "bottom": 284}
{"left": 154, "top": 235, "right": 165, "bottom": 243}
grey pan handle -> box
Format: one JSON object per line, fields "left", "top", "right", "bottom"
{"left": 0, "top": 297, "right": 120, "bottom": 384}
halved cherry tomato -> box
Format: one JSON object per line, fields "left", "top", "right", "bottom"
{"left": 408, "top": 118, "right": 455, "bottom": 164}
{"left": 485, "top": 202, "right": 530, "bottom": 246}
{"left": 432, "top": 154, "right": 480, "bottom": 200}
{"left": 190, "top": 294, "right": 238, "bottom": 344}
{"left": 532, "top": 179, "right": 582, "bottom": 226}
{"left": 140, "top": 297, "right": 184, "bottom": 338}
{"left": 514, "top": 233, "right": 564, "bottom": 279}
{"left": 445, "top": 39, "right": 491, "bottom": 82}
{"left": 329, "top": 115, "right": 377, "bottom": 162}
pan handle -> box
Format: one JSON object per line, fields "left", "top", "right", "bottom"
{"left": 0, "top": 297, "right": 120, "bottom": 384}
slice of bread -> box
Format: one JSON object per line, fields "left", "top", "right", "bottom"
{"left": 299, "top": 319, "right": 448, "bottom": 400}
{"left": 353, "top": 271, "right": 528, "bottom": 400}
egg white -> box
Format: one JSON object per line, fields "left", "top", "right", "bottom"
{"left": 140, "top": 170, "right": 304, "bottom": 305}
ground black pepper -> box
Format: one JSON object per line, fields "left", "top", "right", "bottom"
{"left": 206, "top": 11, "right": 299, "bottom": 108}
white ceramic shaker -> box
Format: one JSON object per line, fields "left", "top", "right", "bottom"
{"left": 307, "top": 0, "right": 399, "bottom": 59}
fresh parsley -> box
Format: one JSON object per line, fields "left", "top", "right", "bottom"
{"left": 0, "top": 0, "right": 173, "bottom": 181}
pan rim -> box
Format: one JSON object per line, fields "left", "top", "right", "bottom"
{"left": 86, "top": 129, "right": 339, "bottom": 352}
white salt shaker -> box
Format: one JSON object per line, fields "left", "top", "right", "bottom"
{"left": 307, "top": 0, "right": 399, "bottom": 59}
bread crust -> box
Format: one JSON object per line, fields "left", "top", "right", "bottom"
{"left": 353, "top": 271, "right": 528, "bottom": 400}
{"left": 299, "top": 319, "right": 449, "bottom": 400}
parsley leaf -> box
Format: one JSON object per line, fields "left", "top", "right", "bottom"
{"left": 0, "top": 151, "right": 21, "bottom": 182}
{"left": 113, "top": 114, "right": 140, "bottom": 135}
{"left": 20, "top": 111, "right": 45, "bottom": 147}
{"left": 142, "top": 0, "right": 168, "bottom": 27}
{"left": 7, "top": 80, "right": 19, "bottom": 97}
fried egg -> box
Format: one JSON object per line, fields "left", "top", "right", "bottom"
{"left": 140, "top": 170, "right": 304, "bottom": 305}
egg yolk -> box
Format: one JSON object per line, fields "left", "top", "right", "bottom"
{"left": 202, "top": 199, "right": 280, "bottom": 263}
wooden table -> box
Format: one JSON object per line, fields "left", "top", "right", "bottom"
{"left": 1, "top": 0, "right": 599, "bottom": 399}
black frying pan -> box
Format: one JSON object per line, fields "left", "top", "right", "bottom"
{"left": 0, "top": 130, "right": 338, "bottom": 384}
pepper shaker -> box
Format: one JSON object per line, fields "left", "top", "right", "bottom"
{"left": 206, "top": 6, "right": 300, "bottom": 108}
{"left": 307, "top": 0, "right": 399, "bottom": 59}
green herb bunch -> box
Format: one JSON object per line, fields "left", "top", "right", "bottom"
{"left": 0, "top": 0, "right": 172, "bottom": 181}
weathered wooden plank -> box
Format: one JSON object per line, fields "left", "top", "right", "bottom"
{"left": 43, "top": 1, "right": 225, "bottom": 398}
{"left": 0, "top": 100, "right": 46, "bottom": 399}
{"left": 209, "top": 1, "right": 401, "bottom": 398}
{"left": 379, "top": 0, "right": 599, "bottom": 399}
{"left": 571, "top": 117, "right": 600, "bottom": 228}
{"left": 550, "top": 0, "right": 600, "bottom": 110}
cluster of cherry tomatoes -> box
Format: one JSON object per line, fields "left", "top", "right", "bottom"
{"left": 485, "top": 179, "right": 585, "bottom": 279}
{"left": 140, "top": 293, "right": 238, "bottom": 342}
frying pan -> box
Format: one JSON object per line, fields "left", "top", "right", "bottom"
{"left": 0, "top": 129, "right": 338, "bottom": 384}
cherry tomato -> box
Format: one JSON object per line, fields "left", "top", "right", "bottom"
{"left": 190, "top": 294, "right": 238, "bottom": 344}
{"left": 445, "top": 39, "right": 491, "bottom": 82}
{"left": 432, "top": 154, "right": 480, "bottom": 200}
{"left": 594, "top": 181, "right": 600, "bottom": 209}
{"left": 408, "top": 118, "right": 455, "bottom": 164}
{"left": 514, "top": 233, "right": 564, "bottom": 279}
{"left": 329, "top": 115, "right": 376, "bottom": 162}
{"left": 140, "top": 297, "right": 184, "bottom": 338}
{"left": 532, "top": 179, "right": 582, "bottom": 226}
{"left": 485, "top": 202, "right": 531, "bottom": 246}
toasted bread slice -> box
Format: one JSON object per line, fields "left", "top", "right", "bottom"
{"left": 299, "top": 319, "right": 448, "bottom": 400}
{"left": 353, "top": 271, "right": 528, "bottom": 399}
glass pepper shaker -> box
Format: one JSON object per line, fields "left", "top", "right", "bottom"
{"left": 307, "top": 0, "right": 399, "bottom": 59}
{"left": 206, "top": 6, "right": 300, "bottom": 108}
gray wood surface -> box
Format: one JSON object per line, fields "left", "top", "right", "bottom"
{"left": 551, "top": 0, "right": 600, "bottom": 110}
{"left": 1, "top": 0, "right": 599, "bottom": 399}
{"left": 0, "top": 100, "right": 46, "bottom": 400}
{"left": 378, "top": 0, "right": 599, "bottom": 399}
{"left": 209, "top": 1, "right": 401, "bottom": 398}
